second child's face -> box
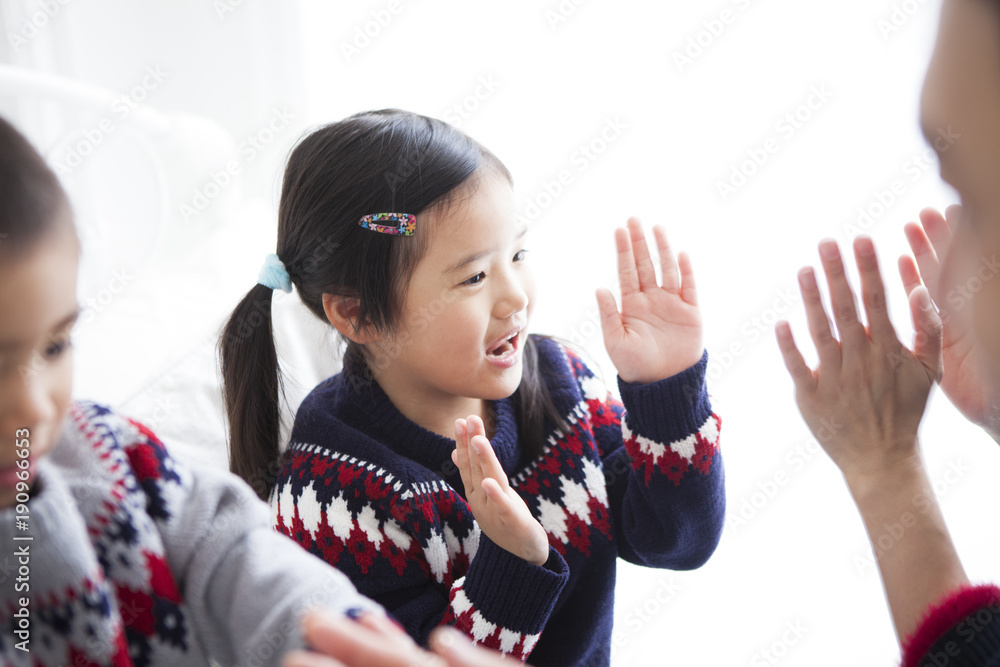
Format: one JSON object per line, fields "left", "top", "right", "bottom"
{"left": 372, "top": 169, "right": 535, "bottom": 408}
{"left": 921, "top": 0, "right": 1000, "bottom": 385}
{"left": 0, "top": 227, "right": 79, "bottom": 507}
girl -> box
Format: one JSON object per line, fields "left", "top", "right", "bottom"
{"left": 222, "top": 109, "right": 725, "bottom": 666}
{"left": 0, "top": 114, "right": 385, "bottom": 667}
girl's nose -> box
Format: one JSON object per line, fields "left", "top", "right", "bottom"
{"left": 9, "top": 372, "right": 56, "bottom": 435}
{"left": 494, "top": 269, "right": 529, "bottom": 320}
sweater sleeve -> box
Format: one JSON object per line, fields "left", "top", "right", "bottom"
{"left": 272, "top": 445, "right": 569, "bottom": 662}
{"left": 121, "top": 419, "right": 381, "bottom": 667}
{"left": 900, "top": 584, "right": 1000, "bottom": 667}
{"left": 582, "top": 349, "right": 725, "bottom": 569}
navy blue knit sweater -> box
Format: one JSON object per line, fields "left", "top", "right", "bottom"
{"left": 271, "top": 337, "right": 725, "bottom": 666}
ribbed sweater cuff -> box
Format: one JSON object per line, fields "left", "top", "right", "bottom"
{"left": 901, "top": 583, "right": 1000, "bottom": 667}
{"left": 617, "top": 349, "right": 712, "bottom": 442}
{"left": 460, "top": 536, "right": 569, "bottom": 636}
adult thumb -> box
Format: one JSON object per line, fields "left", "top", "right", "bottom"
{"left": 909, "top": 285, "right": 943, "bottom": 380}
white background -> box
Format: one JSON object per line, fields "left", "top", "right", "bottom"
{"left": 3, "top": 0, "right": 998, "bottom": 665}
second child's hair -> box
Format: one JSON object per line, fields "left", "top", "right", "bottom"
{"left": 0, "top": 115, "right": 74, "bottom": 253}
{"left": 220, "top": 109, "right": 566, "bottom": 500}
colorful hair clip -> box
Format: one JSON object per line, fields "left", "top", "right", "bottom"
{"left": 358, "top": 212, "right": 416, "bottom": 236}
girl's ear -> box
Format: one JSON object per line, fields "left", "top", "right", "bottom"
{"left": 322, "top": 293, "right": 379, "bottom": 344}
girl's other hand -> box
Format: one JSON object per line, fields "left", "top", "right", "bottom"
{"left": 452, "top": 416, "right": 549, "bottom": 566}
{"left": 596, "top": 217, "right": 704, "bottom": 384}
{"left": 900, "top": 205, "right": 1000, "bottom": 442}
{"left": 775, "top": 237, "right": 943, "bottom": 485}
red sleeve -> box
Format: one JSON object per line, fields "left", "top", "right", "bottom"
{"left": 900, "top": 583, "right": 1000, "bottom": 667}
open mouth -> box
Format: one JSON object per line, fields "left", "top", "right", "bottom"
{"left": 486, "top": 327, "right": 523, "bottom": 364}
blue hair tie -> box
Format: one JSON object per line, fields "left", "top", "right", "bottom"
{"left": 258, "top": 253, "right": 292, "bottom": 293}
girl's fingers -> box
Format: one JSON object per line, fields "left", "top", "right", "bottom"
{"left": 627, "top": 217, "right": 659, "bottom": 292}
{"left": 614, "top": 227, "right": 640, "bottom": 296}
{"left": 817, "top": 239, "right": 866, "bottom": 348}
{"left": 300, "top": 612, "right": 435, "bottom": 667}
{"left": 283, "top": 649, "right": 347, "bottom": 667}
{"left": 596, "top": 288, "right": 623, "bottom": 342}
{"left": 469, "top": 435, "right": 509, "bottom": 493}
{"left": 799, "top": 267, "right": 842, "bottom": 370}
{"left": 775, "top": 321, "right": 817, "bottom": 393}
{"left": 677, "top": 250, "right": 698, "bottom": 306}
{"left": 854, "top": 236, "right": 896, "bottom": 343}
{"left": 652, "top": 224, "right": 681, "bottom": 293}
{"left": 453, "top": 419, "right": 475, "bottom": 495}
{"left": 465, "top": 416, "right": 488, "bottom": 494}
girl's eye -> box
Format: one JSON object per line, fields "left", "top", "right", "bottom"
{"left": 463, "top": 272, "right": 486, "bottom": 286}
{"left": 513, "top": 249, "right": 529, "bottom": 262}
{"left": 44, "top": 337, "right": 72, "bottom": 360}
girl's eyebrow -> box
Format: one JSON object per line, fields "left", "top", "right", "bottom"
{"left": 444, "top": 227, "right": 528, "bottom": 274}
{"left": 0, "top": 308, "right": 80, "bottom": 352}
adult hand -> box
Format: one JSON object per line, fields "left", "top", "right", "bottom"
{"left": 775, "top": 236, "right": 943, "bottom": 483}
{"left": 596, "top": 217, "right": 704, "bottom": 384}
{"left": 900, "top": 205, "right": 1000, "bottom": 441}
{"left": 453, "top": 416, "right": 549, "bottom": 566}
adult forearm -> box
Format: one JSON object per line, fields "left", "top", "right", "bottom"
{"left": 845, "top": 453, "right": 969, "bottom": 644}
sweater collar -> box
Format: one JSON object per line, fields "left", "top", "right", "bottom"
{"left": 341, "top": 365, "right": 522, "bottom": 482}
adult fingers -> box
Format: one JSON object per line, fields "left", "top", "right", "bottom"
{"left": 798, "top": 267, "right": 842, "bottom": 371}
{"left": 818, "top": 239, "right": 866, "bottom": 351}
{"left": 775, "top": 321, "right": 818, "bottom": 394}
{"left": 854, "top": 236, "right": 896, "bottom": 343}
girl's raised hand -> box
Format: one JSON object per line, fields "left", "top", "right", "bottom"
{"left": 596, "top": 217, "right": 704, "bottom": 384}
{"left": 452, "top": 416, "right": 549, "bottom": 566}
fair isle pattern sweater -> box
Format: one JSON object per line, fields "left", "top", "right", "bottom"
{"left": 0, "top": 402, "right": 377, "bottom": 667}
{"left": 272, "top": 337, "right": 726, "bottom": 666}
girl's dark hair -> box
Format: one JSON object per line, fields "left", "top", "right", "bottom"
{"left": 220, "top": 109, "right": 566, "bottom": 500}
{"left": 0, "top": 115, "right": 74, "bottom": 252}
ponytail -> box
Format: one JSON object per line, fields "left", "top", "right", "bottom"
{"left": 219, "top": 283, "right": 284, "bottom": 500}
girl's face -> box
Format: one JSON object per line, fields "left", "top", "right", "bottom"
{"left": 0, "top": 227, "right": 78, "bottom": 507}
{"left": 370, "top": 169, "right": 535, "bottom": 417}
{"left": 921, "top": 0, "right": 1000, "bottom": 384}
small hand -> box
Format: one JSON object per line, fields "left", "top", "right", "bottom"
{"left": 452, "top": 416, "right": 549, "bottom": 566}
{"left": 775, "top": 237, "right": 943, "bottom": 483}
{"left": 900, "top": 205, "right": 1000, "bottom": 440}
{"left": 283, "top": 610, "right": 518, "bottom": 667}
{"left": 596, "top": 217, "right": 703, "bottom": 384}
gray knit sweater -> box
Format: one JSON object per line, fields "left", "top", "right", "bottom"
{"left": 0, "top": 401, "right": 378, "bottom": 667}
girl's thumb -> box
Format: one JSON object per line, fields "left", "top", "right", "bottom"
{"left": 909, "top": 285, "right": 943, "bottom": 379}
